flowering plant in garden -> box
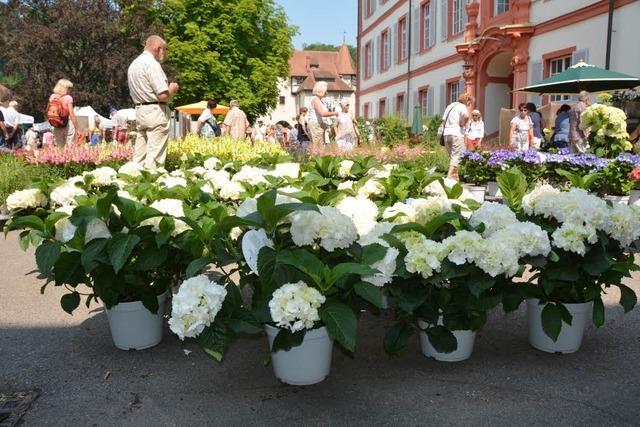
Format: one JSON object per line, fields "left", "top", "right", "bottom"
{"left": 629, "top": 167, "right": 640, "bottom": 190}
{"left": 507, "top": 182, "right": 640, "bottom": 341}
{"left": 383, "top": 198, "right": 551, "bottom": 355}
{"left": 580, "top": 103, "right": 632, "bottom": 157}
{"left": 16, "top": 144, "right": 134, "bottom": 166}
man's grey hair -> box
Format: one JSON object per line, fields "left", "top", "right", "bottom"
{"left": 579, "top": 90, "right": 590, "bottom": 101}
{"left": 230, "top": 100, "right": 239, "bottom": 108}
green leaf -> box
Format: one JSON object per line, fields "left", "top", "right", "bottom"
{"left": 384, "top": 321, "right": 412, "bottom": 355}
{"left": 271, "top": 327, "right": 305, "bottom": 352}
{"left": 324, "top": 263, "right": 378, "bottom": 288}
{"left": 424, "top": 212, "right": 464, "bottom": 236}
{"left": 617, "top": 284, "right": 637, "bottom": 313}
{"left": 7, "top": 215, "right": 44, "bottom": 232}
{"left": 18, "top": 230, "right": 30, "bottom": 251}
{"left": 198, "top": 319, "right": 229, "bottom": 362}
{"left": 319, "top": 302, "right": 357, "bottom": 352}
{"left": 541, "top": 302, "right": 562, "bottom": 341}
{"left": 130, "top": 245, "right": 168, "bottom": 271}
{"left": 353, "top": 281, "right": 384, "bottom": 308}
{"left": 229, "top": 310, "right": 263, "bottom": 335}
{"left": 425, "top": 325, "right": 458, "bottom": 353}
{"left": 277, "top": 248, "right": 324, "bottom": 286}
{"left": 557, "top": 303, "right": 573, "bottom": 326}
{"left": 96, "top": 190, "right": 116, "bottom": 219}
{"left": 583, "top": 245, "right": 612, "bottom": 276}
{"left": 360, "top": 243, "right": 387, "bottom": 265}
{"left": 468, "top": 275, "right": 496, "bottom": 298}
{"left": 54, "top": 252, "right": 85, "bottom": 286}
{"left": 593, "top": 297, "right": 605, "bottom": 327}
{"left": 60, "top": 292, "right": 80, "bottom": 314}
{"left": 107, "top": 233, "right": 141, "bottom": 274}
{"left": 35, "top": 241, "right": 62, "bottom": 274}
{"left": 81, "top": 239, "right": 109, "bottom": 271}
{"left": 186, "top": 257, "right": 210, "bottom": 278}
{"left": 497, "top": 167, "right": 528, "bottom": 209}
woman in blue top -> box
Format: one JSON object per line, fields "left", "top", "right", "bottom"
{"left": 552, "top": 104, "right": 571, "bottom": 149}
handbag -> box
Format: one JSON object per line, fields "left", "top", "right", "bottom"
{"left": 439, "top": 103, "right": 455, "bottom": 146}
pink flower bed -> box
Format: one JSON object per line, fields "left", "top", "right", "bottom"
{"left": 16, "top": 145, "right": 134, "bottom": 166}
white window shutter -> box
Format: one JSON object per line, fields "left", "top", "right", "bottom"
{"left": 440, "top": 0, "right": 448, "bottom": 42}
{"left": 572, "top": 49, "right": 589, "bottom": 65}
{"left": 412, "top": 6, "right": 420, "bottom": 54}
{"left": 392, "top": 23, "right": 398, "bottom": 64}
{"left": 427, "top": 86, "right": 435, "bottom": 116}
{"left": 374, "top": 35, "right": 381, "bottom": 75}
{"left": 429, "top": 1, "right": 437, "bottom": 47}
{"left": 530, "top": 59, "right": 543, "bottom": 107}
{"left": 439, "top": 83, "right": 446, "bottom": 114}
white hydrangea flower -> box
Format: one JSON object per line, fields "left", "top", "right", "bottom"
{"left": 469, "top": 202, "right": 518, "bottom": 236}
{"left": 490, "top": 222, "right": 551, "bottom": 258}
{"left": 169, "top": 275, "right": 227, "bottom": 340}
{"left": 6, "top": 188, "right": 48, "bottom": 211}
{"left": 363, "top": 247, "right": 399, "bottom": 287}
{"left": 232, "top": 165, "right": 269, "bottom": 186}
{"left": 54, "top": 217, "right": 77, "bottom": 243}
{"left": 203, "top": 169, "right": 231, "bottom": 188}
{"left": 270, "top": 162, "right": 300, "bottom": 179}
{"left": 50, "top": 183, "right": 86, "bottom": 207}
{"left": 84, "top": 166, "right": 117, "bottom": 187}
{"left": 358, "top": 221, "right": 395, "bottom": 247}
{"left": 203, "top": 157, "right": 221, "bottom": 170}
{"left": 118, "top": 162, "right": 144, "bottom": 177}
{"left": 337, "top": 160, "right": 354, "bottom": 178}
{"left": 236, "top": 198, "right": 258, "bottom": 218}
{"left": 189, "top": 166, "right": 207, "bottom": 176}
{"left": 66, "top": 175, "right": 84, "bottom": 185}
{"left": 336, "top": 196, "right": 379, "bottom": 235}
{"left": 142, "top": 198, "right": 190, "bottom": 236}
{"left": 604, "top": 203, "right": 640, "bottom": 247}
{"left": 409, "top": 197, "right": 454, "bottom": 224}
{"left": 551, "top": 222, "right": 594, "bottom": 255}
{"left": 382, "top": 201, "right": 416, "bottom": 224}
{"left": 219, "top": 180, "right": 245, "bottom": 201}
{"left": 229, "top": 227, "right": 243, "bottom": 241}
{"left": 169, "top": 169, "right": 185, "bottom": 178}
{"left": 84, "top": 218, "right": 111, "bottom": 243}
{"left": 522, "top": 184, "right": 560, "bottom": 215}
{"left": 117, "top": 190, "right": 137, "bottom": 201}
{"left": 441, "top": 230, "right": 484, "bottom": 265}
{"left": 158, "top": 175, "right": 187, "bottom": 189}
{"left": 403, "top": 235, "right": 445, "bottom": 279}
{"left": 473, "top": 237, "right": 520, "bottom": 277}
{"left": 337, "top": 180, "right": 355, "bottom": 191}
{"left": 269, "top": 281, "right": 326, "bottom": 332}
{"left": 241, "top": 229, "right": 274, "bottom": 275}
{"left": 357, "top": 179, "right": 385, "bottom": 199}
{"left": 289, "top": 206, "right": 357, "bottom": 251}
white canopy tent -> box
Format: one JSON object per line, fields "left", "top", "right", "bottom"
{"left": 18, "top": 114, "right": 34, "bottom": 125}
{"left": 74, "top": 106, "right": 113, "bottom": 131}
{"left": 33, "top": 122, "right": 52, "bottom": 132}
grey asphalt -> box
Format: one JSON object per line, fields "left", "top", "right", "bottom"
{"left": 1, "top": 231, "right": 640, "bottom": 427}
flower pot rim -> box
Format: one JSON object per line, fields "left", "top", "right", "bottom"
{"left": 264, "top": 323, "right": 329, "bottom": 339}
{"left": 417, "top": 317, "right": 477, "bottom": 332}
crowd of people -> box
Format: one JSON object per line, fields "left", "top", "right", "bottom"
{"left": 440, "top": 90, "right": 598, "bottom": 180}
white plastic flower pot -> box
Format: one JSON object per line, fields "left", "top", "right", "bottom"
{"left": 527, "top": 298, "right": 592, "bottom": 354}
{"left": 628, "top": 190, "right": 640, "bottom": 206}
{"left": 417, "top": 319, "right": 476, "bottom": 362}
{"left": 604, "top": 194, "right": 629, "bottom": 204}
{"left": 105, "top": 292, "right": 167, "bottom": 351}
{"left": 464, "top": 185, "right": 486, "bottom": 203}
{"left": 486, "top": 181, "right": 502, "bottom": 198}
{"left": 264, "top": 324, "right": 333, "bottom": 385}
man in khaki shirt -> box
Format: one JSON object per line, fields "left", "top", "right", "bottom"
{"left": 127, "top": 35, "right": 179, "bottom": 169}
{"left": 222, "top": 100, "right": 250, "bottom": 140}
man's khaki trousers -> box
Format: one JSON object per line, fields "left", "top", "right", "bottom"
{"left": 134, "top": 104, "right": 170, "bottom": 169}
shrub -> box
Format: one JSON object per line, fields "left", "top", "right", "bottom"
{"left": 167, "top": 135, "right": 287, "bottom": 166}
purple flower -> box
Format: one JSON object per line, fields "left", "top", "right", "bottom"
{"left": 460, "top": 151, "right": 483, "bottom": 162}
{"left": 487, "top": 149, "right": 519, "bottom": 166}
{"left": 615, "top": 153, "right": 640, "bottom": 166}
{"left": 519, "top": 150, "right": 544, "bottom": 165}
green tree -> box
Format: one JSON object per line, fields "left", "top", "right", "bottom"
{"left": 160, "top": 0, "right": 297, "bottom": 121}
{"left": 303, "top": 43, "right": 357, "bottom": 65}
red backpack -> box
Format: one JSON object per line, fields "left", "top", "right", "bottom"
{"left": 46, "top": 95, "right": 69, "bottom": 128}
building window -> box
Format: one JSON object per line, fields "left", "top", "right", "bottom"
{"left": 396, "top": 93, "right": 405, "bottom": 116}
{"left": 366, "top": 0, "right": 374, "bottom": 17}
{"left": 494, "top": 0, "right": 509, "bottom": 16}
{"left": 379, "top": 98, "right": 387, "bottom": 117}
{"left": 398, "top": 16, "right": 407, "bottom": 62}
{"left": 364, "top": 103, "right": 370, "bottom": 119}
{"left": 420, "top": 1, "right": 432, "bottom": 49}
{"left": 549, "top": 56, "right": 572, "bottom": 102}
{"left": 452, "top": 0, "right": 466, "bottom": 35}
{"left": 364, "top": 41, "right": 373, "bottom": 78}
{"left": 448, "top": 81, "right": 460, "bottom": 104}
{"left": 381, "top": 29, "right": 391, "bottom": 71}
{"left": 419, "top": 88, "right": 429, "bottom": 114}
{"left": 279, "top": 96, "right": 285, "bottom": 105}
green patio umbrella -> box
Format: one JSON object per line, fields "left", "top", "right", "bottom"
{"left": 411, "top": 105, "right": 423, "bottom": 136}
{"left": 514, "top": 61, "right": 640, "bottom": 94}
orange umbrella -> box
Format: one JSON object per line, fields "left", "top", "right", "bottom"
{"left": 175, "top": 101, "right": 230, "bottom": 116}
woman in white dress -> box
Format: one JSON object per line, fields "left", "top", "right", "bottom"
{"left": 509, "top": 103, "right": 534, "bottom": 151}
{"left": 308, "top": 81, "right": 338, "bottom": 144}
{"left": 335, "top": 101, "right": 357, "bottom": 151}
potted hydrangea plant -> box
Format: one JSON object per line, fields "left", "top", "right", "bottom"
{"left": 383, "top": 201, "right": 550, "bottom": 362}
{"left": 234, "top": 190, "right": 384, "bottom": 385}
{"left": 516, "top": 185, "right": 640, "bottom": 353}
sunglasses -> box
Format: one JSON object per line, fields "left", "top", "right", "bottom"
{"left": 520, "top": 109, "right": 528, "bottom": 112}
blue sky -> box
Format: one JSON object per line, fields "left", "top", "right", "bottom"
{"left": 274, "top": 0, "right": 358, "bottom": 48}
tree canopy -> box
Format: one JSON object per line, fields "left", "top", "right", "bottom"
{"left": 0, "top": 0, "right": 297, "bottom": 121}
{"left": 160, "top": 0, "right": 297, "bottom": 121}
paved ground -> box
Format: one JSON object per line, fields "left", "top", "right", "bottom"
{"left": 1, "top": 231, "right": 640, "bottom": 427}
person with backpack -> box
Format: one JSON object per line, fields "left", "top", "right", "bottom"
{"left": 195, "top": 99, "right": 221, "bottom": 138}
{"left": 47, "top": 79, "right": 79, "bottom": 147}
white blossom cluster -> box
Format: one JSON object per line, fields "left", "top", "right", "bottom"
{"left": 49, "top": 183, "right": 87, "bottom": 207}
{"left": 580, "top": 103, "right": 629, "bottom": 143}
{"left": 203, "top": 156, "right": 221, "bottom": 170}
{"left": 337, "top": 160, "right": 354, "bottom": 178}
{"left": 118, "top": 162, "right": 144, "bottom": 177}
{"left": 400, "top": 231, "right": 446, "bottom": 279}
{"left": 469, "top": 202, "right": 517, "bottom": 236}
{"left": 169, "top": 275, "right": 227, "bottom": 340}
{"left": 358, "top": 222, "right": 398, "bottom": 287}
{"left": 6, "top": 188, "right": 48, "bottom": 211}
{"left": 141, "top": 198, "right": 190, "bottom": 236}
{"left": 382, "top": 197, "right": 456, "bottom": 224}
{"left": 269, "top": 162, "right": 300, "bottom": 179}
{"left": 336, "top": 196, "right": 379, "bottom": 235}
{"left": 83, "top": 166, "right": 117, "bottom": 187}
{"left": 269, "top": 281, "right": 326, "bottom": 332}
{"left": 289, "top": 206, "right": 358, "bottom": 252}
{"left": 523, "top": 187, "right": 640, "bottom": 254}
{"left": 231, "top": 165, "right": 269, "bottom": 186}
{"left": 357, "top": 178, "right": 385, "bottom": 199}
